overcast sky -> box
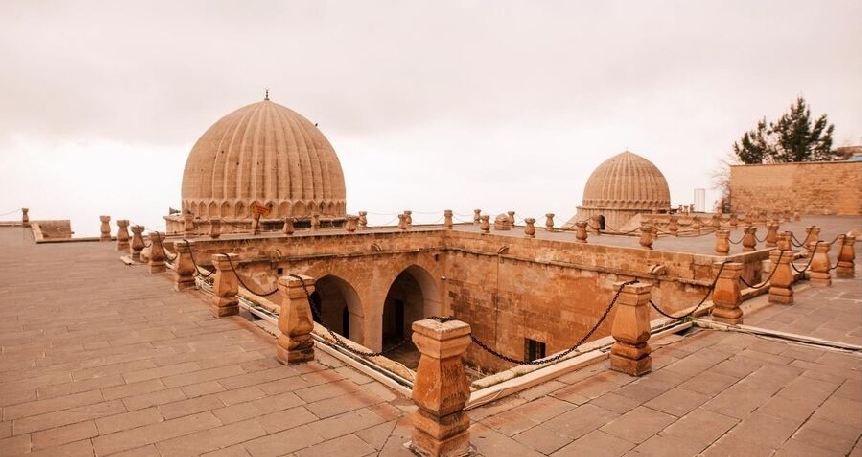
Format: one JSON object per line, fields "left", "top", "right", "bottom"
{"left": 1, "top": 1, "right": 860, "bottom": 235}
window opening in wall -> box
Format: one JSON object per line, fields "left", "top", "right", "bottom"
{"left": 525, "top": 338, "right": 546, "bottom": 362}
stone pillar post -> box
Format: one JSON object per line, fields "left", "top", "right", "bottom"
{"left": 404, "top": 210, "right": 413, "bottom": 228}
{"left": 777, "top": 231, "right": 792, "bottom": 252}
{"left": 667, "top": 215, "right": 678, "bottom": 236}
{"left": 283, "top": 217, "right": 295, "bottom": 235}
{"left": 711, "top": 262, "right": 744, "bottom": 324}
{"left": 610, "top": 282, "right": 652, "bottom": 376}
{"left": 742, "top": 226, "right": 757, "bottom": 252}
{"left": 803, "top": 226, "right": 820, "bottom": 255}
{"left": 408, "top": 319, "right": 472, "bottom": 457}
{"left": 836, "top": 235, "right": 856, "bottom": 278}
{"left": 21, "top": 208, "right": 29, "bottom": 226}
{"left": 443, "top": 210, "right": 453, "bottom": 229}
{"left": 691, "top": 216, "right": 702, "bottom": 234}
{"left": 575, "top": 221, "right": 588, "bottom": 243}
{"left": 358, "top": 211, "right": 368, "bottom": 229}
{"left": 765, "top": 223, "right": 778, "bottom": 248}
{"left": 311, "top": 213, "right": 320, "bottom": 231}
{"left": 793, "top": 210, "right": 800, "bottom": 222}
{"left": 184, "top": 213, "right": 195, "bottom": 237}
{"left": 544, "top": 213, "right": 555, "bottom": 231}
{"left": 524, "top": 218, "right": 536, "bottom": 238}
{"left": 346, "top": 215, "right": 358, "bottom": 232}
{"left": 130, "top": 225, "right": 145, "bottom": 262}
{"left": 99, "top": 215, "right": 112, "bottom": 241}
{"left": 507, "top": 211, "right": 515, "bottom": 226}
{"left": 147, "top": 232, "right": 166, "bottom": 274}
{"left": 276, "top": 274, "right": 316, "bottom": 364}
{"left": 711, "top": 214, "right": 722, "bottom": 230}
{"left": 210, "top": 219, "right": 221, "bottom": 239}
{"left": 479, "top": 215, "right": 490, "bottom": 234}
{"left": 174, "top": 241, "right": 196, "bottom": 292}
{"left": 728, "top": 213, "right": 738, "bottom": 228}
{"left": 768, "top": 250, "right": 794, "bottom": 304}
{"left": 714, "top": 229, "right": 730, "bottom": 255}
{"left": 398, "top": 214, "right": 408, "bottom": 230}
{"left": 116, "top": 220, "right": 130, "bottom": 251}
{"left": 473, "top": 209, "right": 481, "bottom": 225}
{"left": 589, "top": 215, "right": 602, "bottom": 235}
{"left": 210, "top": 253, "right": 239, "bottom": 317}
{"left": 808, "top": 241, "right": 832, "bottom": 287}
{"left": 639, "top": 222, "right": 654, "bottom": 250}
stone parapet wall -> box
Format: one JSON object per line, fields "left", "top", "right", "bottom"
{"left": 730, "top": 161, "right": 862, "bottom": 215}
{"left": 30, "top": 220, "right": 73, "bottom": 240}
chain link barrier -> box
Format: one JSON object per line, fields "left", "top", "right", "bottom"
{"left": 738, "top": 251, "right": 784, "bottom": 289}
{"left": 791, "top": 250, "right": 816, "bottom": 275}
{"left": 182, "top": 239, "right": 212, "bottom": 278}
{"left": 221, "top": 252, "right": 279, "bottom": 297}
{"left": 0, "top": 208, "right": 21, "bottom": 217}
{"left": 649, "top": 262, "right": 727, "bottom": 320}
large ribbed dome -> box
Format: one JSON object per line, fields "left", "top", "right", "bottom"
{"left": 181, "top": 98, "right": 346, "bottom": 219}
{"left": 582, "top": 151, "right": 670, "bottom": 210}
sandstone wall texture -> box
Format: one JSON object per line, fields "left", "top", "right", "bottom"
{"left": 730, "top": 161, "right": 862, "bottom": 215}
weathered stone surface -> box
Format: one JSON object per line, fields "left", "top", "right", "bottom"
{"left": 711, "top": 262, "right": 744, "bottom": 324}
{"left": 610, "top": 282, "right": 652, "bottom": 376}
{"left": 211, "top": 253, "right": 239, "bottom": 317}
{"left": 276, "top": 274, "right": 316, "bottom": 364}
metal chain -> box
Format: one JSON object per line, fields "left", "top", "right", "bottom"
{"left": 728, "top": 235, "right": 744, "bottom": 245}
{"left": 222, "top": 252, "right": 279, "bottom": 297}
{"left": 790, "top": 233, "right": 806, "bottom": 248}
{"left": 738, "top": 250, "right": 784, "bottom": 289}
{"left": 791, "top": 250, "right": 816, "bottom": 274}
{"left": 649, "top": 262, "right": 727, "bottom": 320}
{"left": 183, "top": 239, "right": 212, "bottom": 278}
{"left": 469, "top": 280, "right": 638, "bottom": 366}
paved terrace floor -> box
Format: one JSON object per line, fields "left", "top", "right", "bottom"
{"left": 0, "top": 223, "right": 860, "bottom": 456}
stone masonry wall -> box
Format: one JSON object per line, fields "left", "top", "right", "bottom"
{"left": 730, "top": 161, "right": 862, "bottom": 215}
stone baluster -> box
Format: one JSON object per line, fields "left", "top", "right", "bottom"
{"left": 210, "top": 253, "right": 239, "bottom": 317}
{"left": 276, "top": 274, "right": 316, "bottom": 364}
{"left": 479, "top": 215, "right": 490, "bottom": 234}
{"left": 524, "top": 218, "right": 536, "bottom": 238}
{"left": 147, "top": 232, "right": 166, "bottom": 274}
{"left": 443, "top": 210, "right": 453, "bottom": 229}
{"left": 639, "top": 222, "right": 654, "bottom": 250}
{"left": 358, "top": 211, "right": 368, "bottom": 229}
{"left": 311, "top": 213, "right": 320, "bottom": 231}
{"left": 714, "top": 229, "right": 730, "bottom": 255}
{"left": 544, "top": 213, "right": 555, "bottom": 231}
{"left": 345, "top": 215, "right": 358, "bottom": 232}
{"left": 184, "top": 213, "right": 195, "bottom": 237}
{"left": 768, "top": 250, "right": 794, "bottom": 304}
{"left": 507, "top": 211, "right": 515, "bottom": 226}
{"left": 99, "top": 215, "right": 112, "bottom": 241}
{"left": 283, "top": 217, "right": 295, "bottom": 235}
{"left": 575, "top": 221, "right": 588, "bottom": 243}
{"left": 777, "top": 231, "right": 792, "bottom": 252}
{"left": 397, "top": 214, "right": 408, "bottom": 230}
{"left": 173, "top": 241, "right": 196, "bottom": 291}
{"left": 803, "top": 226, "right": 820, "bottom": 255}
{"left": 742, "top": 226, "right": 757, "bottom": 252}
{"left": 610, "top": 282, "right": 652, "bottom": 376}
{"left": 408, "top": 319, "right": 472, "bottom": 456}
{"left": 667, "top": 215, "right": 678, "bottom": 236}
{"left": 711, "top": 214, "right": 722, "bottom": 230}
{"left": 765, "top": 222, "right": 779, "bottom": 248}
{"left": 116, "top": 220, "right": 130, "bottom": 251}
{"left": 711, "top": 262, "right": 744, "bottom": 324}
{"left": 21, "top": 208, "right": 29, "bottom": 226}
{"left": 130, "top": 225, "right": 145, "bottom": 262}
{"left": 836, "top": 234, "right": 856, "bottom": 278}
{"left": 404, "top": 210, "right": 413, "bottom": 228}
{"left": 808, "top": 241, "right": 832, "bottom": 287}
{"left": 589, "top": 215, "right": 602, "bottom": 235}
{"left": 728, "top": 213, "right": 738, "bottom": 228}
{"left": 210, "top": 219, "right": 221, "bottom": 239}
{"left": 473, "top": 209, "right": 481, "bottom": 225}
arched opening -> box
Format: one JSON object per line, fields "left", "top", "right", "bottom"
{"left": 308, "top": 275, "right": 364, "bottom": 346}
{"left": 598, "top": 214, "right": 606, "bottom": 230}
{"left": 382, "top": 265, "right": 441, "bottom": 368}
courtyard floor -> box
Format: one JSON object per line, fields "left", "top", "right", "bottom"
{"left": 0, "top": 220, "right": 859, "bottom": 456}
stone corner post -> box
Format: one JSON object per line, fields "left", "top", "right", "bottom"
{"left": 711, "top": 262, "right": 744, "bottom": 325}
{"left": 408, "top": 318, "right": 472, "bottom": 457}
{"left": 282, "top": 217, "right": 295, "bottom": 235}
{"left": 116, "top": 220, "right": 130, "bottom": 251}
{"left": 211, "top": 253, "right": 239, "bottom": 317}
{"left": 276, "top": 274, "right": 316, "bottom": 365}
{"left": 837, "top": 234, "right": 856, "bottom": 278}
{"left": 130, "top": 225, "right": 145, "bottom": 261}
{"left": 473, "top": 209, "right": 481, "bottom": 225}
{"left": 768, "top": 250, "right": 794, "bottom": 304}
{"left": 667, "top": 215, "right": 678, "bottom": 236}
{"left": 404, "top": 210, "right": 413, "bottom": 227}
{"left": 575, "top": 221, "right": 588, "bottom": 243}
{"left": 808, "top": 241, "right": 832, "bottom": 287}
{"left": 443, "top": 210, "right": 453, "bottom": 229}
{"left": 21, "top": 207, "right": 29, "bottom": 226}
{"left": 479, "top": 215, "right": 490, "bottom": 234}
{"left": 765, "top": 223, "right": 779, "bottom": 248}
{"left": 639, "top": 222, "right": 654, "bottom": 250}
{"left": 610, "top": 281, "right": 652, "bottom": 376}
{"left": 210, "top": 219, "right": 222, "bottom": 239}
{"left": 742, "top": 226, "right": 757, "bottom": 252}
{"left": 99, "top": 215, "right": 112, "bottom": 241}
{"left": 398, "top": 214, "right": 408, "bottom": 230}
{"left": 507, "top": 210, "right": 515, "bottom": 226}
{"left": 173, "top": 241, "right": 196, "bottom": 292}
{"left": 358, "top": 211, "right": 368, "bottom": 229}
{"left": 147, "top": 232, "right": 166, "bottom": 274}
{"left": 346, "top": 215, "right": 358, "bottom": 232}
{"left": 544, "top": 213, "right": 555, "bottom": 231}
{"left": 524, "top": 218, "right": 536, "bottom": 238}
{"left": 714, "top": 229, "right": 730, "bottom": 255}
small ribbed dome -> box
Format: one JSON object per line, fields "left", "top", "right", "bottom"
{"left": 181, "top": 98, "right": 346, "bottom": 219}
{"left": 582, "top": 151, "right": 670, "bottom": 210}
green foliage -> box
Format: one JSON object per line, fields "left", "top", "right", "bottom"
{"left": 732, "top": 97, "right": 835, "bottom": 164}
